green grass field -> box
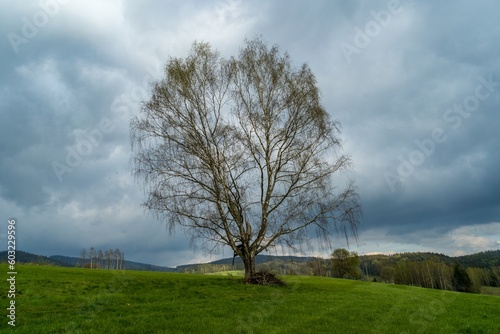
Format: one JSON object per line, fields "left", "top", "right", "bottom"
{"left": 2, "top": 265, "right": 499, "bottom": 333}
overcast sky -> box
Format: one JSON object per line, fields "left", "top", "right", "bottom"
{"left": 1, "top": 0, "right": 499, "bottom": 267}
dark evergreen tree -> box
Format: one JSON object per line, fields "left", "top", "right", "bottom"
{"left": 452, "top": 263, "right": 473, "bottom": 293}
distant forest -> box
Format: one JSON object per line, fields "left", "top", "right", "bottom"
{"left": 179, "top": 250, "right": 500, "bottom": 293}
{"left": 3, "top": 249, "right": 499, "bottom": 293}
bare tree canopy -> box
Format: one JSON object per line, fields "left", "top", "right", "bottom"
{"left": 131, "top": 37, "right": 361, "bottom": 281}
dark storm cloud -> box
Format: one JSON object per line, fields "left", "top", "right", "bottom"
{"left": 0, "top": 0, "right": 498, "bottom": 264}
{"left": 325, "top": 1, "right": 499, "bottom": 237}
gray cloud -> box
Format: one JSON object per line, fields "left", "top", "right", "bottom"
{"left": 0, "top": 0, "right": 498, "bottom": 266}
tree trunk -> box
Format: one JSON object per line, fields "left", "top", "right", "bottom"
{"left": 242, "top": 255, "right": 256, "bottom": 282}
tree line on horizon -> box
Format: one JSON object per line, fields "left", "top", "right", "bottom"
{"left": 301, "top": 250, "right": 500, "bottom": 293}
{"left": 179, "top": 249, "right": 500, "bottom": 293}
{"left": 356, "top": 251, "right": 500, "bottom": 293}
{"left": 79, "top": 247, "right": 124, "bottom": 270}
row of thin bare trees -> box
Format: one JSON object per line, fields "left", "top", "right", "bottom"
{"left": 80, "top": 247, "right": 124, "bottom": 270}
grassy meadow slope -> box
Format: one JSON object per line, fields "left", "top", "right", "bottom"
{"left": 3, "top": 265, "right": 499, "bottom": 333}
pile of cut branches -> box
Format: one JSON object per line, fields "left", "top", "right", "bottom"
{"left": 246, "top": 271, "right": 285, "bottom": 286}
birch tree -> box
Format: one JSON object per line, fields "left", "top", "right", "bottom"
{"left": 80, "top": 248, "right": 87, "bottom": 268}
{"left": 131, "top": 38, "right": 361, "bottom": 282}
{"left": 89, "top": 246, "right": 95, "bottom": 269}
{"left": 97, "top": 249, "right": 104, "bottom": 269}
{"left": 105, "top": 249, "right": 112, "bottom": 269}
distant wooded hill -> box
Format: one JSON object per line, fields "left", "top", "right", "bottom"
{"left": 359, "top": 250, "right": 500, "bottom": 271}
{"left": 1, "top": 250, "right": 315, "bottom": 272}
{"left": 2, "top": 249, "right": 499, "bottom": 274}
{"left": 0, "top": 251, "right": 175, "bottom": 272}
